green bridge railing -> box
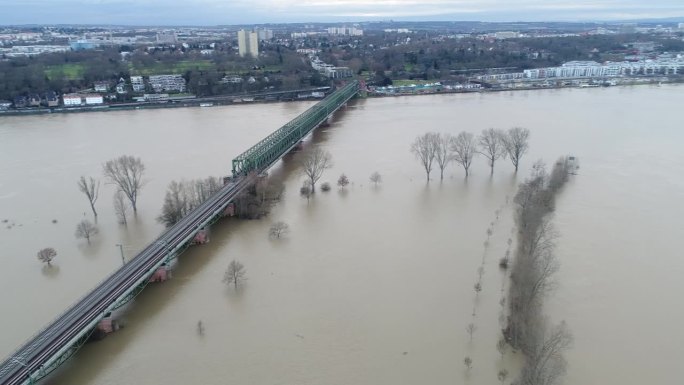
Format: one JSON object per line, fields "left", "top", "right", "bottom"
{"left": 231, "top": 80, "right": 359, "bottom": 176}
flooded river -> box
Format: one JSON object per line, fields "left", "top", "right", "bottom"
{"left": 1, "top": 85, "right": 682, "bottom": 384}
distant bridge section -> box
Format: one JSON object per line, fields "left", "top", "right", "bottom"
{"left": 231, "top": 80, "right": 359, "bottom": 176}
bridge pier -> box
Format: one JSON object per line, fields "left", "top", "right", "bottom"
{"left": 191, "top": 228, "right": 210, "bottom": 245}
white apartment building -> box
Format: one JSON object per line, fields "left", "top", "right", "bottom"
{"left": 130, "top": 76, "right": 145, "bottom": 92}
{"left": 237, "top": 30, "right": 259, "bottom": 58}
{"left": 62, "top": 94, "right": 82, "bottom": 106}
{"left": 84, "top": 94, "right": 104, "bottom": 105}
{"left": 523, "top": 58, "right": 684, "bottom": 79}
{"left": 327, "top": 27, "right": 363, "bottom": 36}
{"left": 256, "top": 28, "right": 273, "bottom": 41}
{"left": 148, "top": 74, "right": 186, "bottom": 93}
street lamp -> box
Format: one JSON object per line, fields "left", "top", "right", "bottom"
{"left": 115, "top": 244, "right": 125, "bottom": 265}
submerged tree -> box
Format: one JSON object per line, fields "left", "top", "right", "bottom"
{"left": 337, "top": 173, "right": 350, "bottom": 188}
{"left": 158, "top": 177, "right": 223, "bottom": 227}
{"left": 113, "top": 189, "right": 129, "bottom": 225}
{"left": 411, "top": 132, "right": 439, "bottom": 181}
{"left": 300, "top": 147, "right": 333, "bottom": 193}
{"left": 269, "top": 221, "right": 289, "bottom": 238}
{"left": 102, "top": 155, "right": 146, "bottom": 212}
{"left": 223, "top": 260, "right": 246, "bottom": 290}
{"left": 37, "top": 247, "right": 57, "bottom": 266}
{"left": 464, "top": 356, "right": 473, "bottom": 371}
{"left": 75, "top": 219, "right": 98, "bottom": 244}
{"left": 478, "top": 128, "right": 507, "bottom": 174}
{"left": 450, "top": 131, "right": 477, "bottom": 177}
{"left": 369, "top": 171, "right": 382, "bottom": 186}
{"left": 435, "top": 133, "right": 453, "bottom": 180}
{"left": 504, "top": 127, "right": 530, "bottom": 172}
{"left": 77, "top": 176, "right": 100, "bottom": 217}
{"left": 467, "top": 323, "right": 477, "bottom": 341}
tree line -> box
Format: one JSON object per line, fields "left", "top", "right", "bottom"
{"left": 504, "top": 158, "right": 574, "bottom": 385}
{"left": 410, "top": 127, "right": 530, "bottom": 180}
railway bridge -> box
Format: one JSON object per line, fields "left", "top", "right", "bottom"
{"left": 0, "top": 80, "right": 359, "bottom": 385}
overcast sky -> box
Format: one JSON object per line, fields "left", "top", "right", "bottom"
{"left": 2, "top": 0, "right": 683, "bottom": 25}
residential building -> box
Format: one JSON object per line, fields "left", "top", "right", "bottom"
{"left": 43, "top": 91, "right": 58, "bottom": 107}
{"left": 256, "top": 28, "right": 273, "bottom": 41}
{"left": 84, "top": 94, "right": 104, "bottom": 105}
{"left": 327, "top": 27, "right": 363, "bottom": 36}
{"left": 130, "top": 76, "right": 145, "bottom": 92}
{"left": 156, "top": 32, "right": 177, "bottom": 44}
{"left": 221, "top": 76, "right": 243, "bottom": 84}
{"left": 148, "top": 74, "right": 187, "bottom": 93}
{"left": 13, "top": 96, "right": 28, "bottom": 108}
{"left": 238, "top": 29, "right": 259, "bottom": 58}
{"left": 116, "top": 78, "right": 127, "bottom": 94}
{"left": 94, "top": 81, "right": 109, "bottom": 92}
{"left": 324, "top": 66, "right": 353, "bottom": 79}
{"left": 28, "top": 94, "right": 41, "bottom": 107}
{"left": 63, "top": 94, "right": 83, "bottom": 106}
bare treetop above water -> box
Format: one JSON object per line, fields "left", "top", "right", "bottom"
{"left": 102, "top": 155, "right": 146, "bottom": 213}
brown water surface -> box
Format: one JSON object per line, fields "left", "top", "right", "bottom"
{"left": 1, "top": 85, "right": 682, "bottom": 384}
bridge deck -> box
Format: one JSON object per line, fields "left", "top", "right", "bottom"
{"left": 0, "top": 80, "right": 359, "bottom": 385}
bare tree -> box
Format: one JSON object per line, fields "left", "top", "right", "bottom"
{"left": 158, "top": 177, "right": 223, "bottom": 227}
{"left": 474, "top": 282, "right": 482, "bottom": 295}
{"left": 435, "top": 133, "right": 453, "bottom": 180}
{"left": 504, "top": 127, "right": 530, "bottom": 172}
{"left": 269, "top": 221, "right": 289, "bottom": 238}
{"left": 113, "top": 190, "right": 129, "bottom": 225}
{"left": 300, "top": 183, "right": 312, "bottom": 202}
{"left": 497, "top": 338, "right": 507, "bottom": 359}
{"left": 102, "top": 155, "right": 146, "bottom": 212}
{"left": 75, "top": 219, "right": 98, "bottom": 244}
{"left": 337, "top": 173, "right": 350, "bottom": 188}
{"left": 498, "top": 369, "right": 509, "bottom": 385}
{"left": 520, "top": 321, "right": 573, "bottom": 385}
{"left": 467, "top": 323, "right": 477, "bottom": 341}
{"left": 411, "top": 132, "right": 439, "bottom": 181}
{"left": 77, "top": 176, "right": 100, "bottom": 217}
{"left": 37, "top": 248, "right": 57, "bottom": 266}
{"left": 450, "top": 131, "right": 477, "bottom": 177}
{"left": 478, "top": 128, "right": 507, "bottom": 174}
{"left": 223, "top": 260, "right": 246, "bottom": 290}
{"left": 300, "top": 147, "right": 332, "bottom": 192}
{"left": 464, "top": 356, "right": 473, "bottom": 371}
{"left": 369, "top": 171, "right": 382, "bottom": 186}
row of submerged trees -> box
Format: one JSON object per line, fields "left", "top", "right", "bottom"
{"left": 505, "top": 158, "right": 574, "bottom": 385}
{"left": 411, "top": 127, "right": 530, "bottom": 180}
{"left": 36, "top": 155, "right": 146, "bottom": 266}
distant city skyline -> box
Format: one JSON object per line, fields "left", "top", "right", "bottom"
{"left": 2, "top": 0, "right": 684, "bottom": 26}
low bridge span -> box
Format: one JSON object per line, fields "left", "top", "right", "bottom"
{"left": 0, "top": 80, "right": 359, "bottom": 385}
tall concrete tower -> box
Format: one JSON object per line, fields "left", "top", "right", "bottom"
{"left": 238, "top": 29, "right": 259, "bottom": 58}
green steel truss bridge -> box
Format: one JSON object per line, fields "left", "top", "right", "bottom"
{"left": 232, "top": 80, "right": 359, "bottom": 176}
{"left": 0, "top": 80, "right": 359, "bottom": 385}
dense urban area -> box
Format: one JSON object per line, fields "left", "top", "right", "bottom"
{"left": 1, "top": 20, "right": 683, "bottom": 113}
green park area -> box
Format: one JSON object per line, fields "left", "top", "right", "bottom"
{"left": 44, "top": 64, "right": 86, "bottom": 80}
{"left": 129, "top": 60, "right": 215, "bottom": 75}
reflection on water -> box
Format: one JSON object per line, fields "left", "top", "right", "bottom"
{"left": 0, "top": 85, "right": 683, "bottom": 384}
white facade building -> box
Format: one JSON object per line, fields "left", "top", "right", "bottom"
{"left": 130, "top": 76, "right": 145, "bottom": 92}
{"left": 62, "top": 94, "right": 82, "bottom": 106}
{"left": 327, "top": 27, "right": 363, "bottom": 36}
{"left": 238, "top": 30, "right": 259, "bottom": 58}
{"left": 84, "top": 94, "right": 103, "bottom": 105}
{"left": 148, "top": 74, "right": 187, "bottom": 93}
{"left": 256, "top": 29, "right": 273, "bottom": 41}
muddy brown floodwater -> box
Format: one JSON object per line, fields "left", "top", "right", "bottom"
{"left": 1, "top": 84, "right": 682, "bottom": 385}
